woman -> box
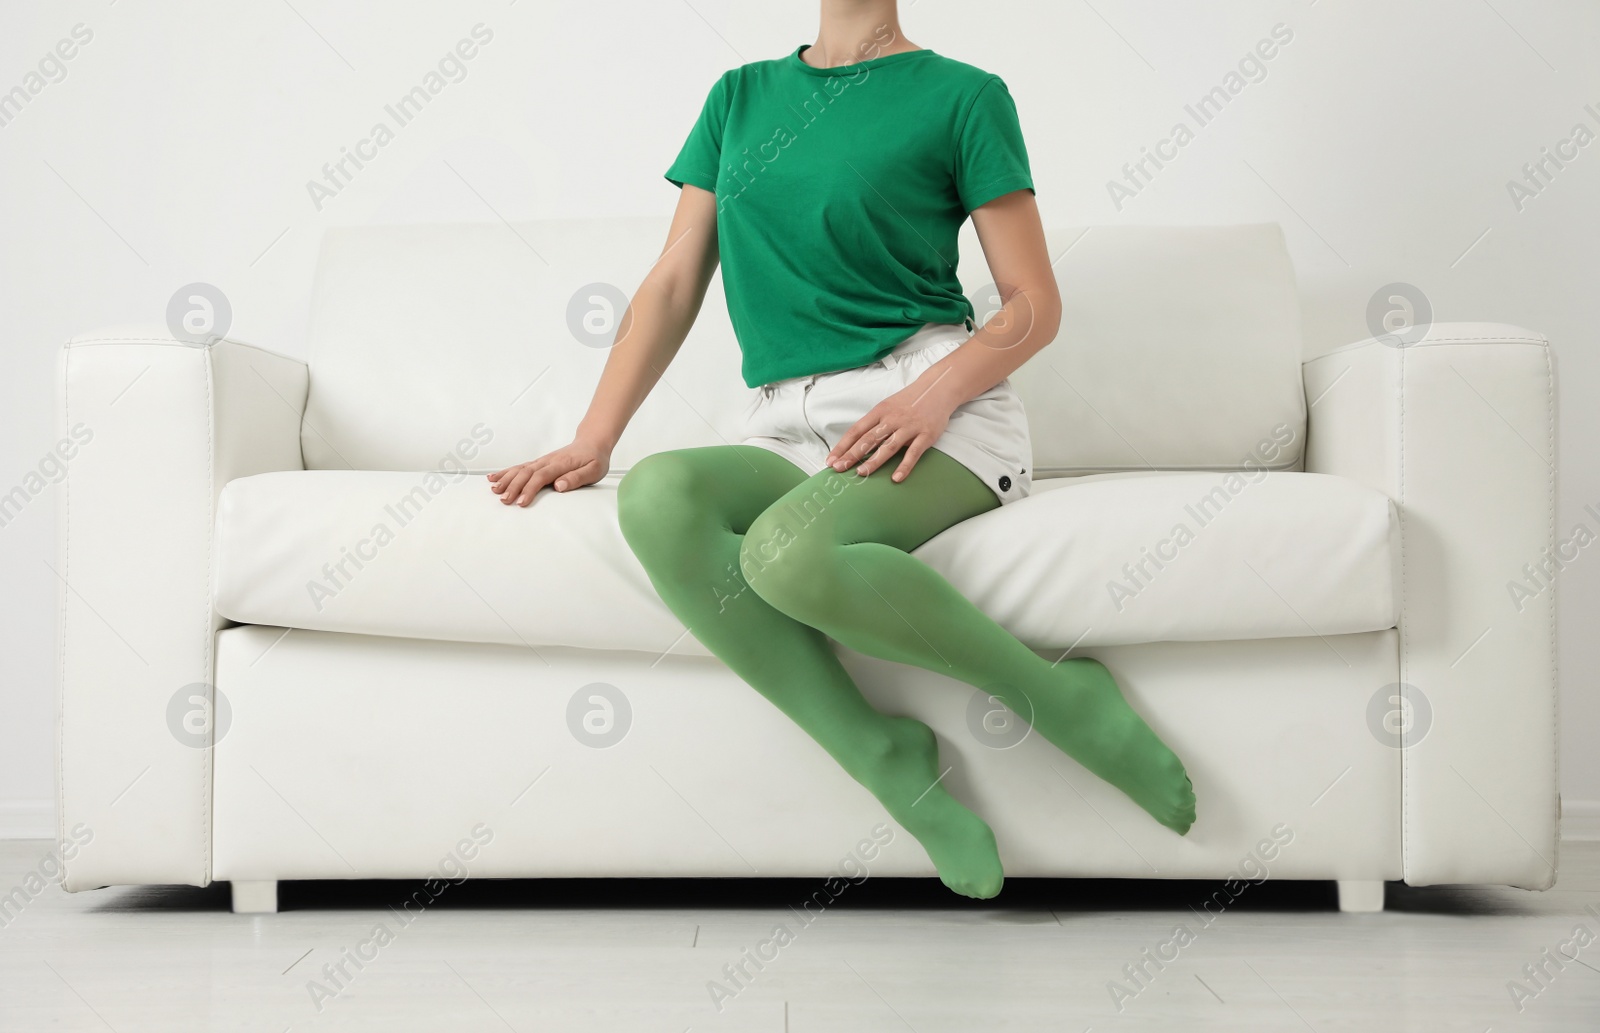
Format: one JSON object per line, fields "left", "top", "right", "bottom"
{"left": 488, "top": 1, "right": 1195, "bottom": 899}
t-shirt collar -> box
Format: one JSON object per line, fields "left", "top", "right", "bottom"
{"left": 788, "top": 43, "right": 935, "bottom": 77}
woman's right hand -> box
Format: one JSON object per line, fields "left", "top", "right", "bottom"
{"left": 488, "top": 438, "right": 612, "bottom": 506}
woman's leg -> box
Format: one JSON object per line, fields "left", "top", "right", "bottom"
{"left": 741, "top": 448, "right": 1197, "bottom": 835}
{"left": 617, "top": 445, "right": 1005, "bottom": 898}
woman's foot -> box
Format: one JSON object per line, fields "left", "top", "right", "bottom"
{"left": 1026, "top": 658, "right": 1197, "bottom": 835}
{"left": 859, "top": 716, "right": 1004, "bottom": 899}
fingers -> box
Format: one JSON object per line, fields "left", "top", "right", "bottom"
{"left": 832, "top": 419, "right": 894, "bottom": 471}
{"left": 826, "top": 415, "right": 878, "bottom": 469}
{"left": 492, "top": 464, "right": 528, "bottom": 499}
{"left": 854, "top": 428, "right": 912, "bottom": 477}
{"left": 490, "top": 461, "right": 546, "bottom": 493}
{"left": 519, "top": 457, "right": 584, "bottom": 505}
{"left": 551, "top": 460, "right": 599, "bottom": 494}
{"left": 489, "top": 465, "right": 522, "bottom": 494}
{"left": 515, "top": 458, "right": 605, "bottom": 505}
{"left": 890, "top": 439, "right": 931, "bottom": 483}
{"left": 488, "top": 451, "right": 607, "bottom": 507}
{"left": 499, "top": 464, "right": 544, "bottom": 505}
{"left": 484, "top": 442, "right": 615, "bottom": 510}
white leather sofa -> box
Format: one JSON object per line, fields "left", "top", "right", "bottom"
{"left": 54, "top": 219, "right": 1559, "bottom": 914}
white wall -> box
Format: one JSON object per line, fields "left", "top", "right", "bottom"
{"left": 1, "top": 0, "right": 1596, "bottom": 837}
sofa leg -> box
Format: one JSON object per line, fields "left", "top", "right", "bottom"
{"left": 231, "top": 880, "right": 278, "bottom": 914}
{"left": 1336, "top": 880, "right": 1385, "bottom": 913}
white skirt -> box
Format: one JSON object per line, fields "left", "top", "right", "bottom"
{"left": 739, "top": 322, "right": 1034, "bottom": 505}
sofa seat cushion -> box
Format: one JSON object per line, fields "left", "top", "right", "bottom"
{"left": 214, "top": 468, "right": 1397, "bottom": 655}
{"left": 919, "top": 469, "right": 1397, "bottom": 648}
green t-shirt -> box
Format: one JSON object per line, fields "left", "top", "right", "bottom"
{"left": 665, "top": 45, "right": 1035, "bottom": 387}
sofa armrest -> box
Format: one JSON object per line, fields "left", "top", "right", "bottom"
{"left": 56, "top": 330, "right": 307, "bottom": 890}
{"left": 1303, "top": 321, "right": 1557, "bottom": 889}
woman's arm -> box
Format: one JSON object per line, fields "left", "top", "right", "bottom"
{"left": 825, "top": 188, "right": 1062, "bottom": 481}
{"left": 489, "top": 184, "right": 721, "bottom": 506}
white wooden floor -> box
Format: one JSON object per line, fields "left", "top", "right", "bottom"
{"left": 2, "top": 840, "right": 1597, "bottom": 1031}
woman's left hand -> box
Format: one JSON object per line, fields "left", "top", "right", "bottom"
{"left": 825, "top": 383, "right": 956, "bottom": 482}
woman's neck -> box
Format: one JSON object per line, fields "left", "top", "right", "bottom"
{"left": 807, "top": 0, "right": 915, "bottom": 68}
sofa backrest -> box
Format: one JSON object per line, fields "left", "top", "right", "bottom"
{"left": 301, "top": 219, "right": 1304, "bottom": 475}
{"left": 1012, "top": 222, "right": 1305, "bottom": 475}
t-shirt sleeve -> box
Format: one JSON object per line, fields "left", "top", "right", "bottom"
{"left": 953, "top": 76, "right": 1035, "bottom": 213}
{"left": 664, "top": 72, "right": 731, "bottom": 193}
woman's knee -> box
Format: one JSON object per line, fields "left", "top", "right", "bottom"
{"left": 617, "top": 451, "right": 705, "bottom": 551}
{"left": 739, "top": 507, "right": 841, "bottom": 619}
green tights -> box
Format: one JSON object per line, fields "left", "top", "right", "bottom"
{"left": 616, "top": 445, "right": 1195, "bottom": 898}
